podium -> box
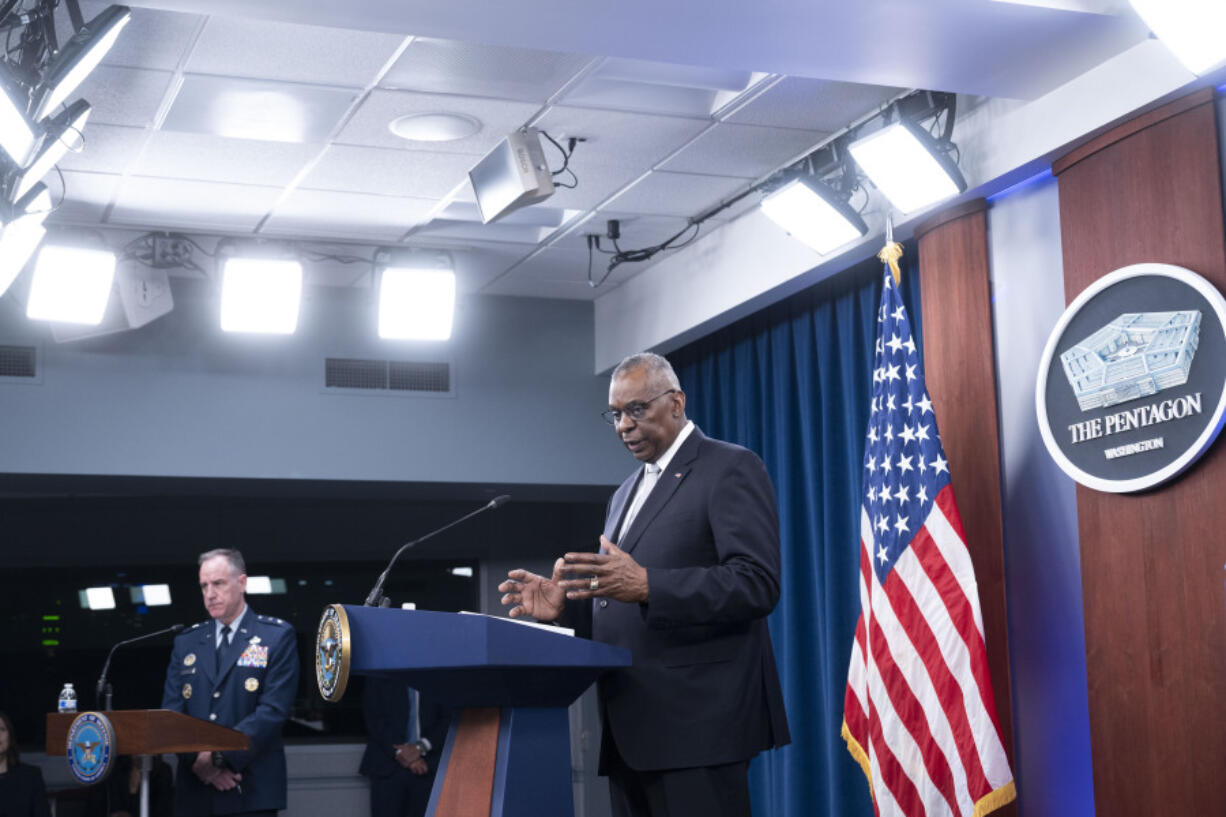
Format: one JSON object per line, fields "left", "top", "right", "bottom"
{"left": 319, "top": 606, "right": 630, "bottom": 817}
{"left": 47, "top": 709, "right": 247, "bottom": 817}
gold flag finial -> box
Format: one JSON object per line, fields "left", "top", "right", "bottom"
{"left": 878, "top": 242, "right": 904, "bottom": 286}
{"left": 878, "top": 214, "right": 902, "bottom": 285}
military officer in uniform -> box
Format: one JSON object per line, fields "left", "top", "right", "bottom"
{"left": 161, "top": 548, "right": 300, "bottom": 817}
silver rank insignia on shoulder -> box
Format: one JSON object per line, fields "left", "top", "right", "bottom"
{"left": 244, "top": 677, "right": 259, "bottom": 692}
{"left": 182, "top": 684, "right": 192, "bottom": 700}
{"left": 184, "top": 653, "right": 196, "bottom": 667}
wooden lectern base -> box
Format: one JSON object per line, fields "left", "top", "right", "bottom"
{"left": 426, "top": 706, "right": 574, "bottom": 817}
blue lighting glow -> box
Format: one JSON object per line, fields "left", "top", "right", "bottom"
{"left": 987, "top": 168, "right": 1054, "bottom": 202}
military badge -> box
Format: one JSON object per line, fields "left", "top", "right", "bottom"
{"left": 182, "top": 683, "right": 192, "bottom": 700}
{"left": 315, "top": 604, "right": 351, "bottom": 702}
{"left": 245, "top": 677, "right": 259, "bottom": 692}
{"left": 237, "top": 644, "right": 269, "bottom": 668}
{"left": 184, "top": 653, "right": 196, "bottom": 667}
{"left": 250, "top": 636, "right": 261, "bottom": 644}
{"left": 66, "top": 712, "right": 116, "bottom": 785}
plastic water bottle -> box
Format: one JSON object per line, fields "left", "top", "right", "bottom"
{"left": 57, "top": 682, "right": 77, "bottom": 714}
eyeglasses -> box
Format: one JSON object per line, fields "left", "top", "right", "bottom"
{"left": 602, "top": 389, "right": 676, "bottom": 425}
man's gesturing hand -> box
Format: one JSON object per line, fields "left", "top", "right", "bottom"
{"left": 499, "top": 558, "right": 566, "bottom": 621}
{"left": 560, "top": 537, "right": 649, "bottom": 604}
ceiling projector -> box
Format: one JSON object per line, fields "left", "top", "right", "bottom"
{"left": 468, "top": 127, "right": 556, "bottom": 224}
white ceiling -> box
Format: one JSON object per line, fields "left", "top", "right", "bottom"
{"left": 41, "top": 0, "right": 1152, "bottom": 300}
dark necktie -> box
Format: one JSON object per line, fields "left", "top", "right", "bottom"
{"left": 216, "top": 624, "right": 231, "bottom": 663}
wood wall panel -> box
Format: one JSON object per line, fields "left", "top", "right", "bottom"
{"left": 914, "top": 200, "right": 1016, "bottom": 817}
{"left": 1054, "top": 89, "right": 1226, "bottom": 817}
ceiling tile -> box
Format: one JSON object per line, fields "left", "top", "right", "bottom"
{"left": 58, "top": 125, "right": 149, "bottom": 176}
{"left": 186, "top": 17, "right": 406, "bottom": 87}
{"left": 73, "top": 67, "right": 174, "bottom": 128}
{"left": 131, "top": 131, "right": 319, "bottom": 187}
{"left": 603, "top": 171, "right": 749, "bottom": 218}
{"left": 162, "top": 75, "right": 357, "bottom": 144}
{"left": 557, "top": 58, "right": 759, "bottom": 118}
{"left": 65, "top": 2, "right": 204, "bottom": 72}
{"left": 262, "top": 189, "right": 438, "bottom": 242}
{"left": 111, "top": 177, "right": 283, "bottom": 232}
{"left": 382, "top": 38, "right": 591, "bottom": 102}
{"left": 659, "top": 122, "right": 827, "bottom": 179}
{"left": 302, "top": 145, "right": 477, "bottom": 199}
{"left": 533, "top": 106, "right": 711, "bottom": 171}
{"left": 335, "top": 90, "right": 539, "bottom": 155}
{"left": 541, "top": 156, "right": 646, "bottom": 212}
{"left": 51, "top": 171, "right": 122, "bottom": 224}
{"left": 726, "top": 78, "right": 901, "bottom": 131}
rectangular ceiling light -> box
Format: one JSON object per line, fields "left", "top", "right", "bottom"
{"left": 379, "top": 265, "right": 456, "bottom": 340}
{"left": 0, "top": 184, "right": 52, "bottom": 298}
{"left": 760, "top": 177, "right": 868, "bottom": 255}
{"left": 849, "top": 121, "right": 967, "bottom": 215}
{"left": 82, "top": 586, "right": 117, "bottom": 610}
{"left": 0, "top": 74, "right": 36, "bottom": 166}
{"left": 132, "top": 583, "right": 172, "bottom": 606}
{"left": 1129, "top": 0, "right": 1226, "bottom": 75}
{"left": 15, "top": 100, "right": 91, "bottom": 201}
{"left": 246, "top": 576, "right": 273, "bottom": 594}
{"left": 220, "top": 257, "right": 302, "bottom": 334}
{"left": 33, "top": 5, "right": 132, "bottom": 121}
{"left": 27, "top": 245, "right": 117, "bottom": 325}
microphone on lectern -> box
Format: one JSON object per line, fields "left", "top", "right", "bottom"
{"left": 96, "top": 622, "right": 185, "bottom": 709}
{"left": 363, "top": 495, "right": 511, "bottom": 607}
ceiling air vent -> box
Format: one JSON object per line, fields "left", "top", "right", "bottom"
{"left": 325, "top": 357, "right": 452, "bottom": 395}
{"left": 0, "top": 345, "right": 36, "bottom": 378}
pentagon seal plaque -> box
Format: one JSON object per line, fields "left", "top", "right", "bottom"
{"left": 1037, "top": 263, "right": 1226, "bottom": 492}
{"left": 315, "top": 603, "right": 351, "bottom": 702}
{"left": 66, "top": 712, "right": 116, "bottom": 785}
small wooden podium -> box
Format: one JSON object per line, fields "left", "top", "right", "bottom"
{"left": 47, "top": 710, "right": 247, "bottom": 817}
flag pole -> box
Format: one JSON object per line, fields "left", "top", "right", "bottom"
{"left": 877, "top": 211, "right": 903, "bottom": 286}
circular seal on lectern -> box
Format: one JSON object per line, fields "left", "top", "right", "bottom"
{"left": 316, "top": 604, "right": 351, "bottom": 702}
{"left": 66, "top": 711, "right": 116, "bottom": 785}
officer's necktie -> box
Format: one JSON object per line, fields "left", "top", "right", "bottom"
{"left": 216, "top": 624, "right": 231, "bottom": 666}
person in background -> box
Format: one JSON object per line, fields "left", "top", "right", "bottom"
{"left": 160, "top": 549, "right": 300, "bottom": 817}
{"left": 360, "top": 677, "right": 451, "bottom": 817}
{"left": 0, "top": 710, "right": 51, "bottom": 817}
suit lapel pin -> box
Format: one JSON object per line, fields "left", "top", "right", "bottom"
{"left": 674, "top": 472, "right": 683, "bottom": 479}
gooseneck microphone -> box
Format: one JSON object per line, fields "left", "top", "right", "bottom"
{"left": 363, "top": 494, "right": 511, "bottom": 607}
{"left": 96, "top": 622, "right": 185, "bottom": 709}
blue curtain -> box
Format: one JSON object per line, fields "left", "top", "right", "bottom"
{"left": 669, "top": 249, "right": 922, "bottom": 817}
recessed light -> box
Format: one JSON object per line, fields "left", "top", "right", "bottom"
{"left": 389, "top": 112, "right": 481, "bottom": 142}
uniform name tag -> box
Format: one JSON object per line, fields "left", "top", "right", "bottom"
{"left": 237, "top": 644, "right": 269, "bottom": 668}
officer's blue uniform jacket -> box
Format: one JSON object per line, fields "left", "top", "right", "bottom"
{"left": 160, "top": 608, "right": 299, "bottom": 816}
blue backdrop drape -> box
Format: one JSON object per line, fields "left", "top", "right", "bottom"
{"left": 668, "top": 248, "right": 922, "bottom": 817}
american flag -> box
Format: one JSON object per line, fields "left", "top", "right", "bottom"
{"left": 842, "top": 267, "right": 1016, "bottom": 817}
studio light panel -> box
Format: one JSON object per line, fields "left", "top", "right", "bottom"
{"left": 1129, "top": 0, "right": 1226, "bottom": 75}
{"left": 27, "top": 245, "right": 118, "bottom": 325}
{"left": 760, "top": 177, "right": 867, "bottom": 255}
{"left": 379, "top": 266, "right": 456, "bottom": 340}
{"left": 220, "top": 256, "right": 303, "bottom": 334}
{"left": 849, "top": 121, "right": 966, "bottom": 215}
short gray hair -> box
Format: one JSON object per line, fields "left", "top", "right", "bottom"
{"left": 611, "top": 352, "right": 680, "bottom": 391}
{"left": 199, "top": 548, "right": 246, "bottom": 575}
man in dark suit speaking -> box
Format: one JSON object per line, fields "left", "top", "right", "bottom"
{"left": 500, "top": 352, "right": 789, "bottom": 817}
